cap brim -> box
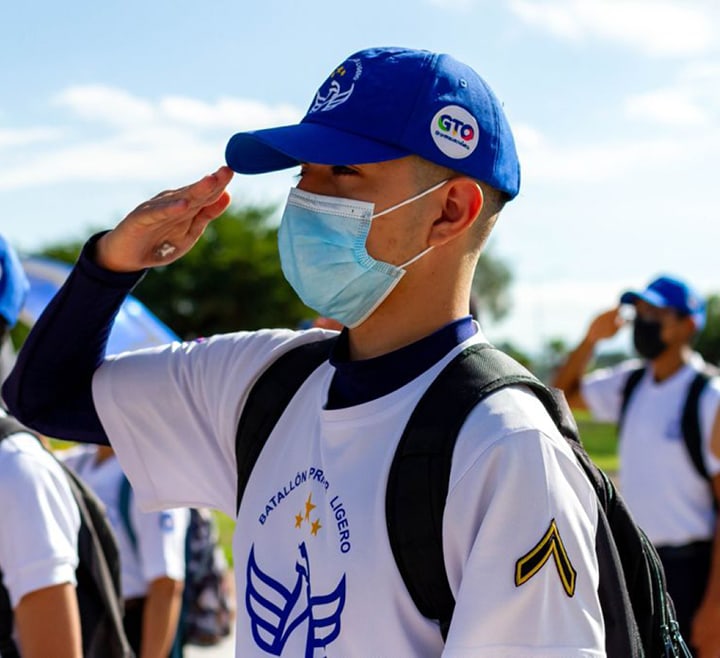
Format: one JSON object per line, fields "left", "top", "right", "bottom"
{"left": 620, "top": 290, "right": 669, "bottom": 308}
{"left": 225, "top": 121, "right": 411, "bottom": 174}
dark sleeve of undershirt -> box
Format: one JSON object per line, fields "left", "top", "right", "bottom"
{"left": 2, "top": 233, "right": 146, "bottom": 445}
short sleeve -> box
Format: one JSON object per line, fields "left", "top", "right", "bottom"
{"left": 581, "top": 360, "right": 643, "bottom": 423}
{"left": 92, "top": 329, "right": 331, "bottom": 517}
{"left": 441, "top": 390, "right": 604, "bottom": 656}
{"left": 132, "top": 502, "right": 190, "bottom": 584}
{"left": 0, "top": 437, "right": 81, "bottom": 607}
{"left": 699, "top": 377, "right": 720, "bottom": 477}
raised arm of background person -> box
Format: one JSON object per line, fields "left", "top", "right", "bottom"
{"left": 552, "top": 307, "right": 626, "bottom": 410}
{"left": 2, "top": 167, "right": 233, "bottom": 443}
{"left": 14, "top": 583, "right": 82, "bottom": 658}
{"left": 140, "top": 576, "right": 184, "bottom": 658}
{"left": 691, "top": 412, "right": 720, "bottom": 657}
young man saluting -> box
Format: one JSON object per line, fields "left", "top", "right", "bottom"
{"left": 6, "top": 48, "right": 605, "bottom": 656}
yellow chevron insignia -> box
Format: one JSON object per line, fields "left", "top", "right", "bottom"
{"left": 515, "top": 519, "right": 576, "bottom": 597}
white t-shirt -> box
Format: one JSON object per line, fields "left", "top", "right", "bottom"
{"left": 60, "top": 445, "right": 189, "bottom": 599}
{"left": 582, "top": 354, "right": 720, "bottom": 546}
{"left": 93, "top": 328, "right": 604, "bottom": 657}
{"left": 0, "top": 424, "right": 80, "bottom": 609}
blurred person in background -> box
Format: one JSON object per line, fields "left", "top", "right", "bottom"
{"left": 554, "top": 275, "right": 720, "bottom": 656}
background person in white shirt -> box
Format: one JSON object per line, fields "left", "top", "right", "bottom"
{"left": 554, "top": 275, "right": 720, "bottom": 656}
{"left": 62, "top": 444, "right": 189, "bottom": 658}
{"left": 0, "top": 234, "right": 83, "bottom": 658}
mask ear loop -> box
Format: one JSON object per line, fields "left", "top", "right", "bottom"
{"left": 372, "top": 179, "right": 449, "bottom": 219}
{"left": 399, "top": 246, "right": 434, "bottom": 269}
{"left": 374, "top": 178, "right": 449, "bottom": 270}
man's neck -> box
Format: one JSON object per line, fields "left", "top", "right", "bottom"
{"left": 649, "top": 345, "right": 694, "bottom": 382}
{"left": 346, "top": 274, "right": 472, "bottom": 359}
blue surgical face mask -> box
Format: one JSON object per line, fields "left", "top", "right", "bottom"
{"left": 278, "top": 179, "right": 447, "bottom": 328}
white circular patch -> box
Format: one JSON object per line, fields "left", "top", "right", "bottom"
{"left": 430, "top": 105, "right": 479, "bottom": 160}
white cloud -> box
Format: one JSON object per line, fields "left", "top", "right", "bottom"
{"left": 0, "top": 86, "right": 304, "bottom": 191}
{"left": 508, "top": 0, "right": 717, "bottom": 57}
{"left": 54, "top": 85, "right": 157, "bottom": 126}
{"left": 0, "top": 127, "right": 64, "bottom": 148}
{"left": 625, "top": 89, "right": 708, "bottom": 126}
{"left": 159, "top": 96, "right": 301, "bottom": 130}
{"left": 513, "top": 122, "right": 687, "bottom": 183}
{"left": 624, "top": 60, "right": 720, "bottom": 126}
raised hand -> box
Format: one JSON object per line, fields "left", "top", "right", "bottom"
{"left": 586, "top": 307, "right": 626, "bottom": 344}
{"left": 95, "top": 166, "right": 234, "bottom": 272}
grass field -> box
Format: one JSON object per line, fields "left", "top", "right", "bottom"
{"left": 575, "top": 411, "right": 619, "bottom": 473}
{"left": 213, "top": 412, "right": 619, "bottom": 566}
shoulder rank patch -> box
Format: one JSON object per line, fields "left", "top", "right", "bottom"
{"left": 515, "top": 519, "right": 576, "bottom": 597}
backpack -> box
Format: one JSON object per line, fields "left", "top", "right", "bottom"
{"left": 0, "top": 415, "right": 133, "bottom": 658}
{"left": 234, "top": 337, "right": 692, "bottom": 657}
{"left": 118, "top": 478, "right": 233, "bottom": 649}
{"left": 620, "top": 364, "right": 719, "bottom": 482}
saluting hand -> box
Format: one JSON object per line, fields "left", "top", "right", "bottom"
{"left": 95, "top": 166, "right": 234, "bottom": 272}
{"left": 585, "top": 307, "right": 626, "bottom": 345}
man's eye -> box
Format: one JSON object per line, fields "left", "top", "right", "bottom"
{"left": 331, "top": 165, "right": 359, "bottom": 176}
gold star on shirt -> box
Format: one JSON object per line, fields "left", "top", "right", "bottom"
{"left": 294, "top": 513, "right": 304, "bottom": 528}
{"left": 304, "top": 493, "right": 316, "bottom": 521}
{"left": 311, "top": 519, "right": 322, "bottom": 536}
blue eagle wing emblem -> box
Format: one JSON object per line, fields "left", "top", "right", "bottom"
{"left": 245, "top": 543, "right": 347, "bottom": 656}
{"left": 246, "top": 546, "right": 308, "bottom": 654}
{"left": 308, "top": 574, "right": 346, "bottom": 649}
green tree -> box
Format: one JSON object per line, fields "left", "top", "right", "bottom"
{"left": 40, "top": 205, "right": 312, "bottom": 338}
{"left": 695, "top": 293, "right": 720, "bottom": 365}
{"left": 37, "top": 205, "right": 515, "bottom": 339}
{"left": 131, "top": 206, "right": 311, "bottom": 337}
{"left": 472, "top": 246, "right": 512, "bottom": 323}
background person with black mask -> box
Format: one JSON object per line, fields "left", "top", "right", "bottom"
{"left": 553, "top": 274, "right": 720, "bottom": 656}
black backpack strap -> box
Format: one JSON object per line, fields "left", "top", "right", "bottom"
{"left": 680, "top": 369, "right": 715, "bottom": 482}
{"left": 60, "top": 464, "right": 132, "bottom": 658}
{"left": 235, "top": 337, "right": 337, "bottom": 514}
{"left": 618, "top": 367, "right": 645, "bottom": 435}
{"left": 385, "top": 343, "right": 577, "bottom": 639}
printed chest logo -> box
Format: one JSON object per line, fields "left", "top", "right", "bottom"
{"left": 430, "top": 104, "right": 479, "bottom": 160}
{"left": 246, "top": 467, "right": 350, "bottom": 657}
{"left": 309, "top": 58, "right": 363, "bottom": 113}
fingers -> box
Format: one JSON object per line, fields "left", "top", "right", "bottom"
{"left": 185, "top": 167, "right": 234, "bottom": 209}
{"left": 100, "top": 167, "right": 234, "bottom": 271}
{"left": 144, "top": 167, "right": 233, "bottom": 220}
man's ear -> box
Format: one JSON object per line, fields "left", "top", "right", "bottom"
{"left": 428, "top": 178, "right": 483, "bottom": 246}
{"left": 685, "top": 316, "right": 702, "bottom": 342}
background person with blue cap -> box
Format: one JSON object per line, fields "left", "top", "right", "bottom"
{"left": 6, "top": 47, "right": 607, "bottom": 656}
{"left": 554, "top": 275, "right": 720, "bottom": 656}
{"left": 0, "top": 234, "right": 30, "bottom": 383}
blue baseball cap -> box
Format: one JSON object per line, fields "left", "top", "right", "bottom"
{"left": 620, "top": 275, "right": 706, "bottom": 331}
{"left": 0, "top": 234, "right": 29, "bottom": 328}
{"left": 225, "top": 47, "right": 520, "bottom": 199}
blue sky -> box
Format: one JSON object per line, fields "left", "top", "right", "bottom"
{"left": 2, "top": 0, "right": 719, "bottom": 353}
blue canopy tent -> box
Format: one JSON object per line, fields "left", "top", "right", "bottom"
{"left": 20, "top": 256, "right": 179, "bottom": 353}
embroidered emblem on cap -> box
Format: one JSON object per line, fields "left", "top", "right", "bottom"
{"left": 430, "top": 104, "right": 479, "bottom": 159}
{"left": 310, "top": 58, "right": 363, "bottom": 113}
